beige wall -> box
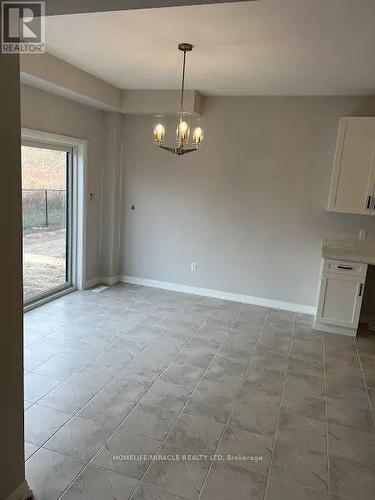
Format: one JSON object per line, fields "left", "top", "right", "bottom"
{"left": 20, "top": 84, "right": 105, "bottom": 283}
{"left": 121, "top": 96, "right": 375, "bottom": 308}
{"left": 21, "top": 53, "right": 121, "bottom": 111}
{"left": 0, "top": 54, "right": 25, "bottom": 499}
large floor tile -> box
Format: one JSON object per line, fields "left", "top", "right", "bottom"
{"left": 277, "top": 412, "right": 326, "bottom": 454}
{"left": 245, "top": 365, "right": 284, "bottom": 397}
{"left": 229, "top": 396, "right": 279, "bottom": 437}
{"left": 266, "top": 476, "right": 324, "bottom": 500}
{"left": 25, "top": 442, "right": 39, "bottom": 461}
{"left": 176, "top": 348, "right": 215, "bottom": 370}
{"left": 77, "top": 387, "right": 137, "bottom": 431}
{"left": 217, "top": 424, "right": 272, "bottom": 475}
{"left": 161, "top": 360, "right": 205, "bottom": 389}
{"left": 326, "top": 394, "right": 374, "bottom": 433}
{"left": 270, "top": 441, "right": 328, "bottom": 493}
{"left": 126, "top": 352, "right": 168, "bottom": 382}
{"left": 207, "top": 355, "right": 247, "bottom": 382}
{"left": 24, "top": 348, "right": 53, "bottom": 373}
{"left": 283, "top": 372, "right": 324, "bottom": 400}
{"left": 199, "top": 462, "right": 266, "bottom": 500}
{"left": 141, "top": 379, "right": 191, "bottom": 412}
{"left": 250, "top": 345, "right": 288, "bottom": 374}
{"left": 258, "top": 331, "right": 291, "bottom": 354}
{"left": 295, "top": 314, "right": 314, "bottom": 327}
{"left": 281, "top": 392, "right": 325, "bottom": 422}
{"left": 237, "top": 379, "right": 280, "bottom": 402}
{"left": 60, "top": 464, "right": 138, "bottom": 500}
{"left": 183, "top": 384, "right": 233, "bottom": 424}
{"left": 44, "top": 416, "right": 113, "bottom": 463}
{"left": 89, "top": 346, "right": 136, "bottom": 375}
{"left": 121, "top": 403, "right": 178, "bottom": 440}
{"left": 166, "top": 413, "right": 224, "bottom": 454}
{"left": 328, "top": 423, "right": 375, "bottom": 466}
{"left": 24, "top": 325, "right": 51, "bottom": 346}
{"left": 26, "top": 447, "right": 84, "bottom": 500}
{"left": 25, "top": 404, "right": 72, "bottom": 446}
{"left": 32, "top": 355, "right": 85, "bottom": 380}
{"left": 27, "top": 332, "right": 80, "bottom": 355}
{"left": 287, "top": 355, "right": 324, "bottom": 378}
{"left": 330, "top": 456, "right": 375, "bottom": 500}
{"left": 132, "top": 483, "right": 188, "bottom": 500}
{"left": 201, "top": 372, "right": 240, "bottom": 398}
{"left": 38, "top": 363, "right": 113, "bottom": 413}
{"left": 142, "top": 444, "right": 210, "bottom": 499}
{"left": 92, "top": 427, "right": 162, "bottom": 479}
{"left": 24, "top": 372, "right": 61, "bottom": 403}
{"left": 289, "top": 338, "right": 323, "bottom": 362}
{"left": 24, "top": 400, "right": 34, "bottom": 410}
{"left": 281, "top": 373, "right": 325, "bottom": 421}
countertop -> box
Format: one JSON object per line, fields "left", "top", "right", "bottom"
{"left": 322, "top": 239, "right": 375, "bottom": 265}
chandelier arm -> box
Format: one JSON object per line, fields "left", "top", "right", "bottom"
{"left": 180, "top": 147, "right": 197, "bottom": 155}
{"left": 158, "top": 145, "right": 197, "bottom": 156}
{"left": 158, "top": 145, "right": 177, "bottom": 154}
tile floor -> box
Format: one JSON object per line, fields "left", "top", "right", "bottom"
{"left": 23, "top": 284, "right": 375, "bottom": 500}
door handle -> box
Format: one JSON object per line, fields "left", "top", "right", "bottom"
{"left": 359, "top": 283, "right": 364, "bottom": 297}
{"left": 366, "top": 196, "right": 372, "bottom": 210}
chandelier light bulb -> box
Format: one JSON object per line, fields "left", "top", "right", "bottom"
{"left": 193, "top": 126, "right": 204, "bottom": 147}
{"left": 153, "top": 122, "right": 165, "bottom": 144}
{"left": 177, "top": 120, "right": 190, "bottom": 142}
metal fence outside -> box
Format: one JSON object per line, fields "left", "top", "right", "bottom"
{"left": 22, "top": 189, "right": 66, "bottom": 231}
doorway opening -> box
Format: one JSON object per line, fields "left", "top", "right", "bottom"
{"left": 22, "top": 130, "right": 87, "bottom": 308}
{"left": 22, "top": 142, "right": 72, "bottom": 303}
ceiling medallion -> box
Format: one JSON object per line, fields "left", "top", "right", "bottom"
{"left": 153, "top": 43, "right": 204, "bottom": 156}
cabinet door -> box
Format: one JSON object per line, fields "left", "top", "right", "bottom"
{"left": 328, "top": 117, "right": 375, "bottom": 215}
{"left": 316, "top": 274, "right": 364, "bottom": 328}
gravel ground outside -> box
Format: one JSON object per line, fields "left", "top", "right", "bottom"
{"left": 23, "top": 228, "right": 66, "bottom": 301}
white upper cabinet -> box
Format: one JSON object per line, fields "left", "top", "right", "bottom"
{"left": 328, "top": 117, "right": 375, "bottom": 215}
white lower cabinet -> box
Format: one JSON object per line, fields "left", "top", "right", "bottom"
{"left": 315, "top": 258, "right": 367, "bottom": 335}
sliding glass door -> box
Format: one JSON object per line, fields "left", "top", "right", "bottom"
{"left": 22, "top": 141, "right": 73, "bottom": 305}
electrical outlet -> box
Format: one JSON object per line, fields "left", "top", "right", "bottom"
{"left": 359, "top": 229, "right": 367, "bottom": 240}
{"left": 190, "top": 262, "right": 198, "bottom": 272}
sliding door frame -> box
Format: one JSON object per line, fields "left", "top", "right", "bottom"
{"left": 22, "top": 128, "right": 87, "bottom": 310}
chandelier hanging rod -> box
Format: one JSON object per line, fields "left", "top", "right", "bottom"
{"left": 178, "top": 42, "right": 193, "bottom": 114}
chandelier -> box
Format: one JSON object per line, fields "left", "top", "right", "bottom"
{"left": 153, "top": 43, "right": 204, "bottom": 156}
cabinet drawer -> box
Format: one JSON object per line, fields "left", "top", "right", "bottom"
{"left": 323, "top": 259, "right": 367, "bottom": 277}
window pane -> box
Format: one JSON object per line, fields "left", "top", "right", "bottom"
{"left": 22, "top": 145, "right": 69, "bottom": 302}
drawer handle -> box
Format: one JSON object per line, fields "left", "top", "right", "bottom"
{"left": 337, "top": 265, "right": 353, "bottom": 270}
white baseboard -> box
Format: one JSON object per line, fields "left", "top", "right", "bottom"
{"left": 121, "top": 275, "right": 316, "bottom": 315}
{"left": 84, "top": 276, "right": 99, "bottom": 288}
{"left": 101, "top": 275, "right": 121, "bottom": 286}
{"left": 313, "top": 319, "right": 357, "bottom": 337}
{"left": 84, "top": 275, "right": 121, "bottom": 288}
{"left": 6, "top": 480, "right": 32, "bottom": 500}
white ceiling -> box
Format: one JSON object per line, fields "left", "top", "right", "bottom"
{"left": 45, "top": 0, "right": 375, "bottom": 95}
